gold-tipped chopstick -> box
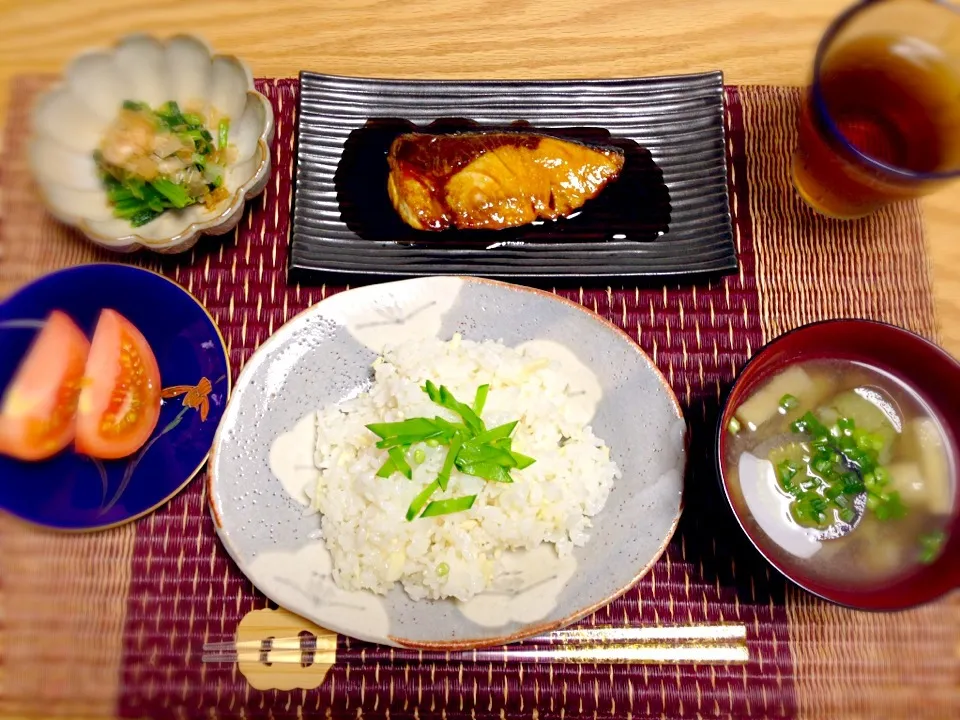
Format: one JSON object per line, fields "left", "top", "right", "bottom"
{"left": 201, "top": 623, "right": 749, "bottom": 665}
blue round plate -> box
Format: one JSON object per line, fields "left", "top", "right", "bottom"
{"left": 0, "top": 264, "right": 230, "bottom": 531}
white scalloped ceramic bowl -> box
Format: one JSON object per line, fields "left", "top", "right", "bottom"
{"left": 29, "top": 34, "right": 274, "bottom": 254}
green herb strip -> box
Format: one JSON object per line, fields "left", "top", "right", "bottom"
{"left": 387, "top": 447, "right": 412, "bottom": 480}
{"left": 405, "top": 480, "right": 440, "bottom": 522}
{"left": 366, "top": 382, "right": 536, "bottom": 521}
{"left": 472, "top": 384, "right": 489, "bottom": 415}
{"left": 421, "top": 495, "right": 477, "bottom": 518}
{"left": 436, "top": 435, "right": 463, "bottom": 492}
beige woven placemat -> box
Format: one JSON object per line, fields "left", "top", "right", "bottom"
{"left": 0, "top": 77, "right": 956, "bottom": 720}
{"left": 741, "top": 85, "right": 957, "bottom": 720}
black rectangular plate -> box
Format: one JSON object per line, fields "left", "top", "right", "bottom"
{"left": 291, "top": 71, "right": 736, "bottom": 280}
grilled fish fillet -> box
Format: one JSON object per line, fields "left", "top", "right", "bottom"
{"left": 386, "top": 132, "right": 625, "bottom": 231}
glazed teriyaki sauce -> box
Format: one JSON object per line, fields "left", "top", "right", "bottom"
{"left": 334, "top": 119, "right": 671, "bottom": 248}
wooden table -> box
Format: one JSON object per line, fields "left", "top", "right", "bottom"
{"left": 1, "top": 0, "right": 958, "bottom": 353}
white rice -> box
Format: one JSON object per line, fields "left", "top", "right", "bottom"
{"left": 310, "top": 334, "right": 619, "bottom": 602}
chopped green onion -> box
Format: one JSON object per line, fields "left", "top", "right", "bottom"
{"left": 375, "top": 457, "right": 397, "bottom": 478}
{"left": 845, "top": 448, "right": 876, "bottom": 474}
{"left": 421, "top": 495, "right": 477, "bottom": 518}
{"left": 422, "top": 382, "right": 485, "bottom": 435}
{"left": 727, "top": 417, "right": 742, "bottom": 435}
{"left": 471, "top": 421, "right": 518, "bottom": 445}
{"left": 874, "top": 491, "right": 906, "bottom": 521}
{"left": 436, "top": 562, "right": 450, "bottom": 577}
{"left": 790, "top": 503, "right": 809, "bottom": 525}
{"left": 776, "top": 460, "right": 798, "bottom": 485}
{"left": 773, "top": 402, "right": 903, "bottom": 531}
{"left": 779, "top": 394, "right": 800, "bottom": 412}
{"left": 790, "top": 411, "right": 827, "bottom": 437}
{"left": 873, "top": 466, "right": 890, "bottom": 486}
{"left": 812, "top": 456, "right": 834, "bottom": 475}
{"left": 406, "top": 480, "right": 440, "bottom": 521}
{"left": 218, "top": 117, "right": 230, "bottom": 150}
{"left": 781, "top": 478, "right": 802, "bottom": 497}
{"left": 387, "top": 447, "right": 412, "bottom": 480}
{"left": 511, "top": 451, "right": 536, "bottom": 470}
{"left": 376, "top": 448, "right": 413, "bottom": 479}
{"left": 377, "top": 434, "right": 433, "bottom": 450}
{"left": 918, "top": 530, "right": 946, "bottom": 564}
{"left": 456, "top": 442, "right": 517, "bottom": 468}
{"left": 436, "top": 435, "right": 462, "bottom": 492}
{"left": 432, "top": 416, "right": 469, "bottom": 437}
{"left": 810, "top": 435, "right": 831, "bottom": 450}
{"left": 458, "top": 461, "right": 514, "bottom": 484}
{"left": 367, "top": 418, "right": 443, "bottom": 440}
{"left": 472, "top": 384, "right": 490, "bottom": 415}
{"left": 824, "top": 484, "right": 844, "bottom": 500}
{"left": 183, "top": 127, "right": 212, "bottom": 145}
{"left": 852, "top": 427, "right": 886, "bottom": 454}
{"left": 837, "top": 417, "right": 855, "bottom": 432}
{"left": 423, "top": 379, "right": 441, "bottom": 401}
{"left": 369, "top": 381, "right": 534, "bottom": 519}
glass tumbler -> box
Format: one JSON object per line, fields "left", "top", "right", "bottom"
{"left": 793, "top": 0, "right": 960, "bottom": 219}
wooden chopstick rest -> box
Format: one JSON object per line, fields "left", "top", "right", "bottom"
{"left": 235, "top": 607, "right": 338, "bottom": 690}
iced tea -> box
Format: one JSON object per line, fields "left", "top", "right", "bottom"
{"left": 793, "top": 1, "right": 960, "bottom": 218}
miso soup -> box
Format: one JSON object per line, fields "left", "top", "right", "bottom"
{"left": 725, "top": 359, "right": 954, "bottom": 586}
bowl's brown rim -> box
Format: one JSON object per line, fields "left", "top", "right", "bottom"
{"left": 714, "top": 317, "right": 960, "bottom": 611}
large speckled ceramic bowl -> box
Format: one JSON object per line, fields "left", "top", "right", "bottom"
{"left": 29, "top": 34, "right": 274, "bottom": 254}
{"left": 209, "top": 277, "right": 685, "bottom": 649}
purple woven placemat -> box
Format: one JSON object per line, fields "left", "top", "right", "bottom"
{"left": 108, "top": 80, "right": 789, "bottom": 719}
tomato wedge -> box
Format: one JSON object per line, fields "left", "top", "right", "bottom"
{"left": 0, "top": 310, "right": 90, "bottom": 461}
{"left": 76, "top": 309, "right": 162, "bottom": 460}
